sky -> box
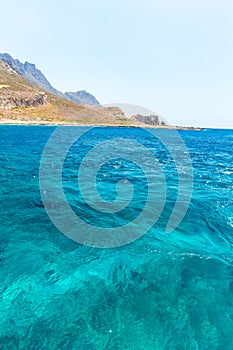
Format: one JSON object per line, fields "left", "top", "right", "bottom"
{"left": 0, "top": 0, "right": 232, "bottom": 128}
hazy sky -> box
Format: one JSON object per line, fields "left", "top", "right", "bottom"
{"left": 1, "top": 0, "right": 232, "bottom": 127}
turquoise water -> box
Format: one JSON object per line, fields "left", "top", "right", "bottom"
{"left": 0, "top": 126, "right": 233, "bottom": 349}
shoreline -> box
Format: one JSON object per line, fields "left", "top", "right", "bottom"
{"left": 0, "top": 119, "right": 204, "bottom": 130}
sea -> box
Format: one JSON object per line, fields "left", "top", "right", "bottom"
{"left": 0, "top": 125, "right": 233, "bottom": 349}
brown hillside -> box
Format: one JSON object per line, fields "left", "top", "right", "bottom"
{"left": 0, "top": 60, "right": 129, "bottom": 125}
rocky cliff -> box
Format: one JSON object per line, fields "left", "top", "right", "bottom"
{"left": 0, "top": 91, "right": 46, "bottom": 109}
{"left": 0, "top": 59, "right": 129, "bottom": 125}
{"left": 0, "top": 53, "right": 62, "bottom": 97}
{"left": 0, "top": 54, "right": 169, "bottom": 127}
{"left": 0, "top": 53, "right": 100, "bottom": 106}
{"left": 130, "top": 114, "right": 165, "bottom": 126}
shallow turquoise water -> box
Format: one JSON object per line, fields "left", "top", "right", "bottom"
{"left": 0, "top": 126, "right": 233, "bottom": 349}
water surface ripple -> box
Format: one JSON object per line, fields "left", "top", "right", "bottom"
{"left": 0, "top": 126, "right": 233, "bottom": 349}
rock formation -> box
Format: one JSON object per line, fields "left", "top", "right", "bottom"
{"left": 0, "top": 92, "right": 47, "bottom": 109}
{"left": 0, "top": 53, "right": 100, "bottom": 106}
{"left": 131, "top": 114, "right": 161, "bottom": 125}
{"left": 65, "top": 90, "right": 100, "bottom": 106}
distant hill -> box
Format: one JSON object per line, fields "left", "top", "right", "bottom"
{"left": 0, "top": 59, "right": 125, "bottom": 125}
{"left": 65, "top": 90, "right": 100, "bottom": 106}
{"left": 0, "top": 53, "right": 100, "bottom": 106}
{"left": 0, "top": 53, "right": 178, "bottom": 128}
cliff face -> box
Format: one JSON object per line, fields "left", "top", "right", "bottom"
{"left": 0, "top": 91, "right": 46, "bottom": 109}
{"left": 0, "top": 54, "right": 167, "bottom": 127}
{"left": 0, "top": 53, "right": 100, "bottom": 106}
{"left": 0, "top": 53, "right": 61, "bottom": 97}
{"left": 131, "top": 114, "right": 161, "bottom": 125}
{"left": 0, "top": 60, "right": 128, "bottom": 125}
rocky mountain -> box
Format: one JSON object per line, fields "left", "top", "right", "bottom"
{"left": 65, "top": 90, "right": 100, "bottom": 106}
{"left": 0, "top": 53, "right": 100, "bottom": 106}
{"left": 0, "top": 53, "right": 62, "bottom": 98}
{"left": 0, "top": 53, "right": 171, "bottom": 128}
{"left": 0, "top": 59, "right": 126, "bottom": 125}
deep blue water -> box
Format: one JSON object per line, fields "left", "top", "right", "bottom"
{"left": 0, "top": 125, "right": 233, "bottom": 349}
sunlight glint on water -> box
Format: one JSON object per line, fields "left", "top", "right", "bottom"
{"left": 0, "top": 126, "right": 233, "bottom": 349}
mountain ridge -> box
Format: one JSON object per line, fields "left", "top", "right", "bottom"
{"left": 0, "top": 53, "right": 199, "bottom": 129}
{"left": 65, "top": 90, "right": 100, "bottom": 106}
{"left": 0, "top": 59, "right": 126, "bottom": 125}
{"left": 0, "top": 53, "right": 100, "bottom": 106}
